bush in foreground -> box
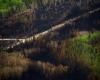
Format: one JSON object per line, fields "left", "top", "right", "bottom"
{"left": 0, "top": 52, "right": 30, "bottom": 80}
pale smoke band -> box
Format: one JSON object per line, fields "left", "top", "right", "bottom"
{"left": 0, "top": 8, "right": 100, "bottom": 50}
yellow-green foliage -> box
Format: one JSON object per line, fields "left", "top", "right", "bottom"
{"left": 72, "top": 32, "right": 100, "bottom": 74}
{"left": 0, "top": 0, "right": 23, "bottom": 13}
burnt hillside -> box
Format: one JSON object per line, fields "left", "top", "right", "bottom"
{"left": 0, "top": 0, "right": 100, "bottom": 38}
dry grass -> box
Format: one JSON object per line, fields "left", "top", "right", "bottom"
{"left": 0, "top": 51, "right": 68, "bottom": 80}
{"left": 30, "top": 61, "right": 69, "bottom": 79}
{"left": 0, "top": 52, "right": 30, "bottom": 80}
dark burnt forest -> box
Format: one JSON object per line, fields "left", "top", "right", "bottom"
{"left": 0, "top": 0, "right": 100, "bottom": 80}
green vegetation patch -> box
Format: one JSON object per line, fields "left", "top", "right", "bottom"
{"left": 0, "top": 0, "right": 23, "bottom": 13}
{"left": 49, "top": 31, "right": 100, "bottom": 75}
{"left": 72, "top": 31, "right": 100, "bottom": 74}
{"left": 74, "top": 31, "right": 100, "bottom": 42}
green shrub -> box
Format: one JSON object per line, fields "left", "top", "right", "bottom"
{"left": 71, "top": 32, "right": 100, "bottom": 74}
{"left": 48, "top": 32, "right": 100, "bottom": 75}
